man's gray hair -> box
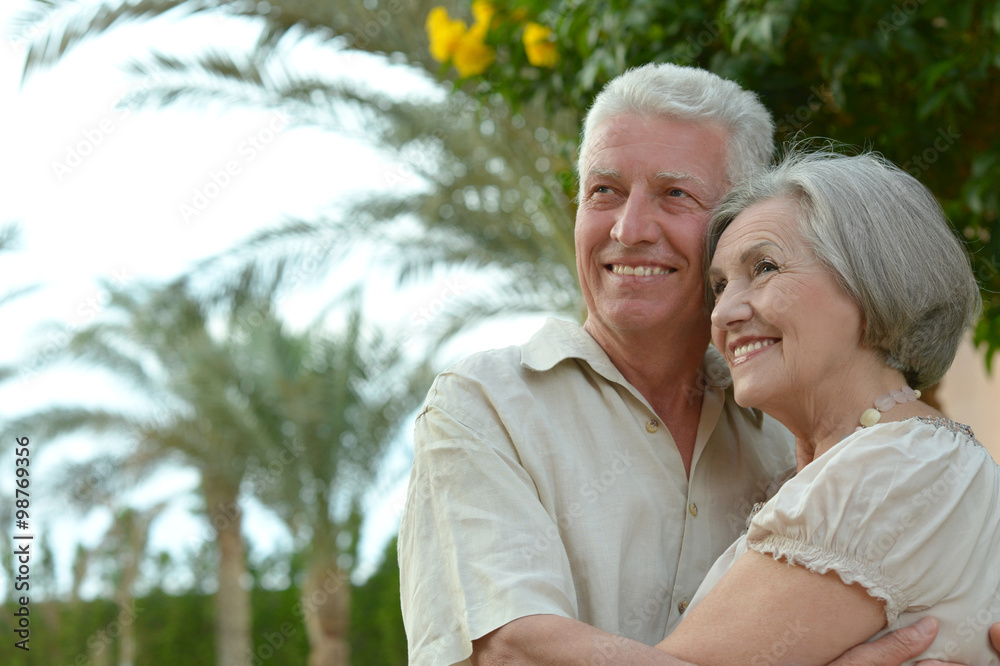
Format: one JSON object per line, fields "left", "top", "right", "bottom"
{"left": 578, "top": 63, "right": 776, "bottom": 186}
{"left": 706, "top": 149, "right": 983, "bottom": 389}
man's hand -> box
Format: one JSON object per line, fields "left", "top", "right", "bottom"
{"left": 828, "top": 619, "right": 1000, "bottom": 666}
{"left": 827, "top": 617, "right": 937, "bottom": 665}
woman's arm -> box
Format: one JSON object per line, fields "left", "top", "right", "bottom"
{"left": 657, "top": 549, "right": 886, "bottom": 665}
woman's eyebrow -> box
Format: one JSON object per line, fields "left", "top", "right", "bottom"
{"left": 740, "top": 240, "right": 779, "bottom": 263}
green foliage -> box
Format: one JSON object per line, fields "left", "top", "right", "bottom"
{"left": 453, "top": 0, "right": 1000, "bottom": 370}
{"left": 0, "top": 562, "right": 411, "bottom": 666}
{"left": 350, "top": 537, "right": 407, "bottom": 666}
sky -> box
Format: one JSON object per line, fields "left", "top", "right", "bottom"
{"left": 0, "top": 1, "right": 547, "bottom": 596}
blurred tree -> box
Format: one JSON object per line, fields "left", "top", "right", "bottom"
{"left": 215, "top": 289, "right": 429, "bottom": 665}
{"left": 15, "top": 0, "right": 583, "bottom": 347}
{"left": 8, "top": 282, "right": 426, "bottom": 665}
{"left": 0, "top": 223, "right": 39, "bottom": 383}
{"left": 7, "top": 284, "right": 271, "bottom": 665}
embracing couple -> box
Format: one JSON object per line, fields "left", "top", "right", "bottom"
{"left": 400, "top": 63, "right": 1000, "bottom": 665}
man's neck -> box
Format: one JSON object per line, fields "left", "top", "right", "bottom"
{"left": 584, "top": 318, "right": 711, "bottom": 476}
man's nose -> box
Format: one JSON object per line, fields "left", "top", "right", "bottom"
{"left": 610, "top": 192, "right": 661, "bottom": 246}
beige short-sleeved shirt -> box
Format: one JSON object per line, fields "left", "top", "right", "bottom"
{"left": 398, "top": 318, "right": 795, "bottom": 665}
{"left": 687, "top": 417, "right": 1000, "bottom": 664}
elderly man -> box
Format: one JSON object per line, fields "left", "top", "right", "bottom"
{"left": 398, "top": 63, "right": 1000, "bottom": 665}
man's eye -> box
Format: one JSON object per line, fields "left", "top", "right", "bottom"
{"left": 667, "top": 188, "right": 687, "bottom": 197}
{"left": 711, "top": 279, "right": 726, "bottom": 298}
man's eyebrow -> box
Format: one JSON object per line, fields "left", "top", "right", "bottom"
{"left": 739, "top": 240, "right": 779, "bottom": 263}
{"left": 654, "top": 170, "right": 705, "bottom": 185}
{"left": 586, "top": 167, "right": 620, "bottom": 179}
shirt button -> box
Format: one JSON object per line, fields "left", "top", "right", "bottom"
{"left": 678, "top": 600, "right": 689, "bottom": 614}
{"left": 689, "top": 503, "right": 698, "bottom": 517}
{"left": 645, "top": 419, "right": 658, "bottom": 433}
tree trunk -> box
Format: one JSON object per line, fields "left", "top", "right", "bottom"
{"left": 208, "top": 491, "right": 252, "bottom": 666}
{"left": 302, "top": 563, "right": 351, "bottom": 666}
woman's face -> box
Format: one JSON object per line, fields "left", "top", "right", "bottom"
{"left": 709, "top": 198, "right": 866, "bottom": 411}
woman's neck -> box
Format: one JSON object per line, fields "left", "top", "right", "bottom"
{"left": 774, "top": 365, "right": 919, "bottom": 471}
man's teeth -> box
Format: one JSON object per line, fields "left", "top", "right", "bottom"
{"left": 610, "top": 265, "right": 670, "bottom": 276}
{"left": 733, "top": 339, "right": 776, "bottom": 358}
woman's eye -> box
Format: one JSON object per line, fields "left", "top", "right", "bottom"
{"left": 711, "top": 279, "right": 727, "bottom": 298}
{"left": 753, "top": 259, "right": 778, "bottom": 276}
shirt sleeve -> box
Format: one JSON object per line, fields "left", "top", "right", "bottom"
{"left": 746, "top": 419, "right": 991, "bottom": 626}
{"left": 398, "top": 369, "right": 578, "bottom": 666}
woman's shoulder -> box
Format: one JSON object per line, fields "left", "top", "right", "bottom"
{"left": 760, "top": 415, "right": 995, "bottom": 528}
{"left": 823, "top": 415, "right": 987, "bottom": 471}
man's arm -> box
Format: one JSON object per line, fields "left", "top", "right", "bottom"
{"left": 472, "top": 615, "right": 693, "bottom": 666}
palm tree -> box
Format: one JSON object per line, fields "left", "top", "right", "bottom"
{"left": 8, "top": 283, "right": 272, "bottom": 665}
{"left": 10, "top": 281, "right": 428, "bottom": 664}
{"left": 180, "top": 285, "right": 429, "bottom": 664}
{"left": 16, "top": 0, "right": 584, "bottom": 339}
{"left": 0, "top": 223, "right": 40, "bottom": 382}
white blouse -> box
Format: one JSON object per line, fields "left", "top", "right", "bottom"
{"left": 686, "top": 417, "right": 1000, "bottom": 664}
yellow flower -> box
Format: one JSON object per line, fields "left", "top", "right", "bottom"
{"left": 523, "top": 21, "right": 558, "bottom": 68}
{"left": 426, "top": 7, "right": 468, "bottom": 63}
{"left": 453, "top": 30, "right": 495, "bottom": 76}
{"left": 471, "top": 1, "right": 496, "bottom": 29}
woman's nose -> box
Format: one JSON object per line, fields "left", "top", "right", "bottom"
{"left": 711, "top": 283, "right": 753, "bottom": 330}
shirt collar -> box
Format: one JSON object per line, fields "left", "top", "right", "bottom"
{"left": 520, "top": 317, "right": 733, "bottom": 391}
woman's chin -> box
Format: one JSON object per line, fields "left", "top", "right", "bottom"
{"left": 732, "top": 383, "right": 766, "bottom": 410}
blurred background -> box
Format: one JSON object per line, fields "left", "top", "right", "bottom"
{"left": 0, "top": 0, "right": 998, "bottom": 664}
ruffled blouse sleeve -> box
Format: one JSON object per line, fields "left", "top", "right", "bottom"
{"left": 746, "top": 418, "right": 995, "bottom": 625}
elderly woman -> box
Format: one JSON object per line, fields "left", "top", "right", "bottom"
{"left": 655, "top": 150, "right": 1000, "bottom": 664}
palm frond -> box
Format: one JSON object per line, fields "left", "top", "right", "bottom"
{"left": 5, "top": 405, "right": 142, "bottom": 442}
{"left": 18, "top": 0, "right": 217, "bottom": 82}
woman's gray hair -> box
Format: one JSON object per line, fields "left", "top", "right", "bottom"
{"left": 578, "top": 63, "right": 775, "bottom": 186}
{"left": 706, "top": 149, "right": 983, "bottom": 389}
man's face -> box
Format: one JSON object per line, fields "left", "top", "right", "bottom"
{"left": 575, "top": 113, "right": 729, "bottom": 344}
